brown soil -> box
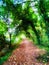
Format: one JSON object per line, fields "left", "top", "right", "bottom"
{"left": 3, "top": 39, "right": 49, "bottom": 65}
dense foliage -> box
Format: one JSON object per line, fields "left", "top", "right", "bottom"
{"left": 0, "top": 0, "right": 49, "bottom": 64}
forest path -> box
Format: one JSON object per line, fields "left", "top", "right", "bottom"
{"left": 3, "top": 39, "right": 48, "bottom": 65}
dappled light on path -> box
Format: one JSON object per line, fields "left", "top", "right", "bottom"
{"left": 3, "top": 39, "right": 48, "bottom": 65}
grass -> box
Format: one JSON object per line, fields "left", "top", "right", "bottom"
{"left": 0, "top": 43, "right": 20, "bottom": 65}
{"left": 0, "top": 52, "right": 11, "bottom": 65}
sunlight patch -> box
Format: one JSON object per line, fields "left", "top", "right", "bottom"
{"left": 15, "top": 37, "right": 19, "bottom": 42}
{"left": 20, "top": 34, "right": 26, "bottom": 39}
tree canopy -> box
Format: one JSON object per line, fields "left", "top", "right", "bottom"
{"left": 0, "top": 0, "right": 49, "bottom": 65}
{"left": 0, "top": 0, "right": 49, "bottom": 44}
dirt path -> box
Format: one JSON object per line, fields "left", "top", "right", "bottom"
{"left": 3, "top": 39, "right": 49, "bottom": 65}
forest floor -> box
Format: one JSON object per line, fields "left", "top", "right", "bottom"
{"left": 3, "top": 39, "right": 49, "bottom": 65}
